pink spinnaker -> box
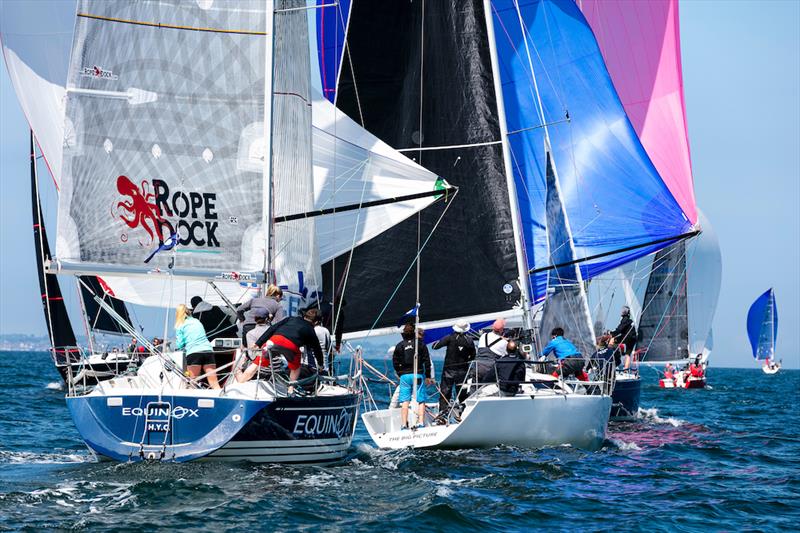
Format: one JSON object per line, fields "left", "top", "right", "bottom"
{"left": 581, "top": 0, "right": 698, "bottom": 224}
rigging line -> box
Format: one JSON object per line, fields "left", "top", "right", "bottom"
{"left": 528, "top": 230, "right": 699, "bottom": 276}
{"left": 340, "top": 18, "right": 364, "bottom": 127}
{"left": 76, "top": 13, "right": 267, "bottom": 36}
{"left": 396, "top": 140, "right": 501, "bottom": 152}
{"left": 272, "top": 186, "right": 457, "bottom": 223}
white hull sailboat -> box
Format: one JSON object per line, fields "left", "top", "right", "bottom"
{"left": 363, "top": 370, "right": 612, "bottom": 451}
{"left": 748, "top": 289, "right": 780, "bottom": 375}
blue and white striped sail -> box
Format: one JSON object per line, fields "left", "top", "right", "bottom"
{"left": 488, "top": 0, "right": 693, "bottom": 303}
{"left": 747, "top": 288, "right": 778, "bottom": 361}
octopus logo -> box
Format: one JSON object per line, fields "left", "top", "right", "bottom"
{"left": 113, "top": 175, "right": 166, "bottom": 246}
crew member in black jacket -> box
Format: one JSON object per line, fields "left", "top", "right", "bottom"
{"left": 609, "top": 306, "right": 637, "bottom": 369}
{"left": 392, "top": 323, "right": 433, "bottom": 429}
{"left": 432, "top": 319, "right": 476, "bottom": 417}
{"left": 256, "top": 308, "right": 323, "bottom": 382}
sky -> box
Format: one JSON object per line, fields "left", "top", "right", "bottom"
{"left": 1, "top": 0, "right": 798, "bottom": 368}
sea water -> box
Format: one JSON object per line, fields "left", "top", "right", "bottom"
{"left": 0, "top": 352, "right": 797, "bottom": 531}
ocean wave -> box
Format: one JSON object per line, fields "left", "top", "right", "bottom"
{"left": 0, "top": 450, "right": 92, "bottom": 464}
{"left": 609, "top": 438, "right": 642, "bottom": 451}
{"left": 637, "top": 407, "right": 685, "bottom": 427}
{"left": 46, "top": 381, "right": 64, "bottom": 390}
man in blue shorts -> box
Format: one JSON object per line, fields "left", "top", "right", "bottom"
{"left": 393, "top": 323, "right": 433, "bottom": 429}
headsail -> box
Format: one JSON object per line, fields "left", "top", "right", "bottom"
{"left": 747, "top": 288, "right": 778, "bottom": 361}
{"left": 330, "top": 0, "right": 522, "bottom": 333}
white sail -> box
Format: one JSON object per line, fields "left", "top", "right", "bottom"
{"left": 2, "top": 0, "right": 444, "bottom": 308}
{"left": 57, "top": 0, "right": 269, "bottom": 279}
{"left": 687, "top": 210, "right": 722, "bottom": 357}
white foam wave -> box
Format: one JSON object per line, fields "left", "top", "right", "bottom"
{"left": 0, "top": 450, "right": 92, "bottom": 464}
{"left": 637, "top": 407, "right": 685, "bottom": 427}
{"left": 609, "top": 438, "right": 642, "bottom": 451}
{"left": 46, "top": 381, "right": 64, "bottom": 390}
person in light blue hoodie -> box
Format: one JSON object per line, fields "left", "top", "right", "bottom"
{"left": 541, "top": 327, "right": 588, "bottom": 381}
{"left": 175, "top": 304, "right": 219, "bottom": 389}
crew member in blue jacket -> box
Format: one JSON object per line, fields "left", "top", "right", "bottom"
{"left": 541, "top": 327, "right": 588, "bottom": 381}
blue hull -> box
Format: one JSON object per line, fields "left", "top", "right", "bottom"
{"left": 67, "top": 393, "right": 359, "bottom": 463}
{"left": 611, "top": 377, "right": 641, "bottom": 420}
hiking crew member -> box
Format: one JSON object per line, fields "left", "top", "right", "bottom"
{"left": 237, "top": 284, "right": 285, "bottom": 347}
{"left": 432, "top": 320, "right": 476, "bottom": 416}
{"left": 610, "top": 306, "right": 637, "bottom": 369}
{"left": 542, "top": 327, "right": 588, "bottom": 381}
{"left": 175, "top": 304, "right": 220, "bottom": 389}
{"left": 393, "top": 323, "right": 433, "bottom": 429}
{"left": 255, "top": 308, "right": 323, "bottom": 383}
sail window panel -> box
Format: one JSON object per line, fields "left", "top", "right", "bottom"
{"left": 490, "top": 0, "right": 692, "bottom": 303}
{"left": 57, "top": 0, "right": 268, "bottom": 275}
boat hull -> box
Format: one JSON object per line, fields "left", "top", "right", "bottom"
{"left": 610, "top": 374, "right": 641, "bottom": 420}
{"left": 762, "top": 364, "right": 780, "bottom": 375}
{"left": 67, "top": 392, "right": 359, "bottom": 463}
{"left": 362, "top": 394, "right": 611, "bottom": 452}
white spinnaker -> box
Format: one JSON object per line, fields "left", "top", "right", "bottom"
{"left": 687, "top": 210, "right": 722, "bottom": 356}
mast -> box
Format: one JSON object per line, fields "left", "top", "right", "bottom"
{"left": 483, "top": 0, "right": 533, "bottom": 330}
{"left": 263, "top": 0, "right": 276, "bottom": 284}
{"left": 769, "top": 289, "right": 775, "bottom": 358}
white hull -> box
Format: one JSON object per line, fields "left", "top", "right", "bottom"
{"left": 762, "top": 364, "right": 781, "bottom": 375}
{"left": 363, "top": 392, "right": 611, "bottom": 451}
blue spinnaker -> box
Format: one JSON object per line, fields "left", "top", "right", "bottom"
{"left": 746, "top": 288, "right": 778, "bottom": 360}
{"left": 489, "top": 0, "right": 692, "bottom": 302}
{"left": 315, "top": 0, "right": 351, "bottom": 103}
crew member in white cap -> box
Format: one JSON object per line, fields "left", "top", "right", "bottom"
{"left": 432, "top": 319, "right": 476, "bottom": 421}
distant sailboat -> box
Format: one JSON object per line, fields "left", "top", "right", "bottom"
{"left": 747, "top": 289, "right": 780, "bottom": 374}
